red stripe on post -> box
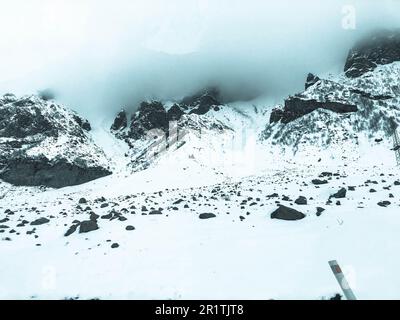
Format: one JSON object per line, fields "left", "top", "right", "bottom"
{"left": 335, "top": 265, "right": 342, "bottom": 274}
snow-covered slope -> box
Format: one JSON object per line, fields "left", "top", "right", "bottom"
{"left": 1, "top": 31, "right": 400, "bottom": 300}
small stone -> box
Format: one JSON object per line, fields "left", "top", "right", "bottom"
{"left": 316, "top": 207, "right": 325, "bottom": 217}
{"left": 295, "top": 196, "right": 307, "bottom": 205}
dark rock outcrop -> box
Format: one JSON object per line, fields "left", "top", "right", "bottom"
{"left": 184, "top": 87, "right": 222, "bottom": 115}
{"left": 0, "top": 158, "right": 110, "bottom": 189}
{"left": 167, "top": 104, "right": 185, "bottom": 121}
{"left": 270, "top": 97, "right": 358, "bottom": 124}
{"left": 344, "top": 29, "right": 400, "bottom": 78}
{"left": 128, "top": 101, "right": 169, "bottom": 140}
{"left": 115, "top": 87, "right": 223, "bottom": 141}
{"left": 305, "top": 73, "right": 321, "bottom": 90}
{"left": 111, "top": 110, "right": 128, "bottom": 131}
{"left": 271, "top": 205, "right": 306, "bottom": 221}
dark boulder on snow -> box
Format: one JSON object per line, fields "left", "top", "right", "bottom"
{"left": 30, "top": 217, "right": 50, "bottom": 226}
{"left": 199, "top": 213, "right": 216, "bottom": 219}
{"left": 270, "top": 97, "right": 357, "bottom": 124}
{"left": 312, "top": 179, "right": 329, "bottom": 185}
{"left": 271, "top": 205, "right": 306, "bottom": 221}
{"left": 64, "top": 223, "right": 79, "bottom": 237}
{"left": 344, "top": 29, "right": 400, "bottom": 78}
{"left": 0, "top": 158, "right": 111, "bottom": 189}
{"left": 378, "top": 201, "right": 391, "bottom": 207}
{"left": 331, "top": 188, "right": 347, "bottom": 199}
{"left": 149, "top": 210, "right": 162, "bottom": 215}
{"left": 111, "top": 110, "right": 128, "bottom": 131}
{"left": 305, "top": 73, "right": 321, "bottom": 90}
{"left": 79, "top": 220, "right": 99, "bottom": 233}
{"left": 316, "top": 207, "right": 326, "bottom": 217}
{"left": 295, "top": 196, "right": 307, "bottom": 205}
{"left": 79, "top": 198, "right": 87, "bottom": 204}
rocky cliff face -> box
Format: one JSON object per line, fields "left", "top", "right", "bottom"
{"left": 270, "top": 97, "right": 357, "bottom": 124}
{"left": 109, "top": 87, "right": 231, "bottom": 171}
{"left": 262, "top": 31, "right": 400, "bottom": 152}
{"left": 0, "top": 94, "right": 111, "bottom": 188}
{"left": 344, "top": 29, "right": 400, "bottom": 78}
{"left": 111, "top": 87, "right": 223, "bottom": 141}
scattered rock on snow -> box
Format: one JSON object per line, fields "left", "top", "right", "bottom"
{"left": 295, "top": 196, "right": 307, "bottom": 205}
{"left": 312, "top": 179, "right": 328, "bottom": 185}
{"left": 199, "top": 213, "right": 216, "bottom": 219}
{"left": 331, "top": 188, "right": 347, "bottom": 199}
{"left": 316, "top": 207, "right": 326, "bottom": 217}
{"left": 30, "top": 217, "right": 50, "bottom": 226}
{"left": 378, "top": 201, "right": 391, "bottom": 207}
{"left": 79, "top": 220, "right": 99, "bottom": 234}
{"left": 271, "top": 205, "right": 306, "bottom": 221}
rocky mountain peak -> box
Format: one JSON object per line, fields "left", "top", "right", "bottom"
{"left": 344, "top": 29, "right": 400, "bottom": 78}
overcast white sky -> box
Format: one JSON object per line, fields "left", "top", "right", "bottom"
{"left": 1, "top": 0, "right": 400, "bottom": 118}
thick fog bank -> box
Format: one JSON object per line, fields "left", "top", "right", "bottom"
{"left": 1, "top": 0, "right": 400, "bottom": 120}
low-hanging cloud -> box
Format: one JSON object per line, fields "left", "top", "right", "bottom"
{"left": 1, "top": 0, "right": 400, "bottom": 121}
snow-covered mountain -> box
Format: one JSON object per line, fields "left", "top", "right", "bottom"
{"left": 1, "top": 30, "right": 400, "bottom": 300}
{"left": 0, "top": 94, "right": 111, "bottom": 188}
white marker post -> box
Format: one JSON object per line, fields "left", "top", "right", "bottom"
{"left": 328, "top": 260, "right": 357, "bottom": 300}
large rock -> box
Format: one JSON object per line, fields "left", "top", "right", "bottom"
{"left": 344, "top": 29, "right": 400, "bottom": 78}
{"left": 270, "top": 97, "right": 357, "bottom": 124}
{"left": 30, "top": 217, "right": 50, "bottom": 226}
{"left": 199, "top": 213, "right": 217, "bottom": 220}
{"left": 331, "top": 188, "right": 347, "bottom": 199}
{"left": 271, "top": 205, "right": 306, "bottom": 221}
{"left": 79, "top": 220, "right": 99, "bottom": 233}
{"left": 0, "top": 94, "right": 111, "bottom": 188}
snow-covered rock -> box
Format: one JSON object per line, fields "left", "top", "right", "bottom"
{"left": 0, "top": 94, "right": 111, "bottom": 188}
{"left": 344, "top": 29, "right": 400, "bottom": 78}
